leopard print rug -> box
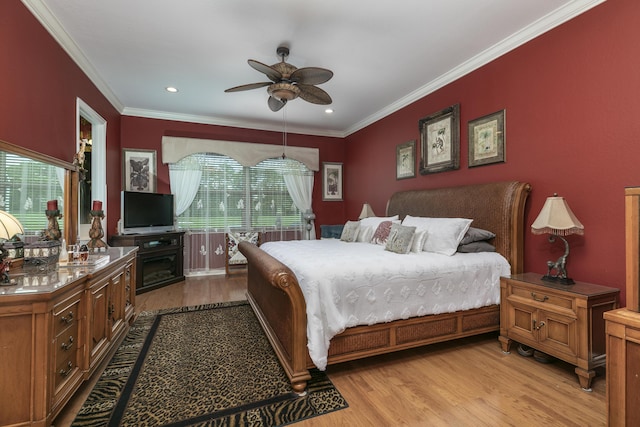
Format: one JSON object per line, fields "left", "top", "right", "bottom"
{"left": 72, "top": 301, "right": 348, "bottom": 426}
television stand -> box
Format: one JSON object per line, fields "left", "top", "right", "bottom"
{"left": 110, "top": 231, "right": 185, "bottom": 293}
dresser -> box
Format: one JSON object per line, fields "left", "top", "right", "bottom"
{"left": 0, "top": 247, "right": 137, "bottom": 427}
{"left": 604, "top": 186, "right": 640, "bottom": 426}
{"left": 499, "top": 273, "right": 618, "bottom": 390}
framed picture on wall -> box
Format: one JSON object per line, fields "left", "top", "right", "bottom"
{"left": 322, "top": 162, "right": 343, "bottom": 201}
{"left": 468, "top": 109, "right": 506, "bottom": 167}
{"left": 419, "top": 104, "right": 460, "bottom": 175}
{"left": 396, "top": 140, "right": 416, "bottom": 180}
{"left": 123, "top": 148, "right": 157, "bottom": 193}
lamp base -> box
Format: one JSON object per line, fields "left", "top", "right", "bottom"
{"left": 541, "top": 275, "right": 575, "bottom": 285}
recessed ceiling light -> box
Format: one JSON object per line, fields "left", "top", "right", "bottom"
{"left": 325, "top": 108, "right": 333, "bottom": 114}
{"left": 166, "top": 87, "right": 179, "bottom": 93}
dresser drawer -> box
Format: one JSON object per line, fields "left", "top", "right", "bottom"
{"left": 53, "top": 298, "right": 81, "bottom": 336}
{"left": 510, "top": 284, "right": 574, "bottom": 312}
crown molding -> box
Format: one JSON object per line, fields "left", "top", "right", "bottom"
{"left": 343, "top": 0, "right": 606, "bottom": 136}
{"left": 22, "top": 0, "right": 605, "bottom": 138}
{"left": 122, "top": 107, "right": 346, "bottom": 139}
{"left": 20, "top": 0, "right": 125, "bottom": 113}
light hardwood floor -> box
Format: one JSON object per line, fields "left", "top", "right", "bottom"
{"left": 54, "top": 274, "right": 606, "bottom": 427}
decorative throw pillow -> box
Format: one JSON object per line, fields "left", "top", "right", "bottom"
{"left": 457, "top": 241, "right": 496, "bottom": 253}
{"left": 410, "top": 229, "right": 428, "bottom": 253}
{"left": 356, "top": 215, "right": 400, "bottom": 242}
{"left": 460, "top": 227, "right": 496, "bottom": 245}
{"left": 385, "top": 223, "right": 416, "bottom": 254}
{"left": 340, "top": 220, "right": 360, "bottom": 242}
{"left": 227, "top": 231, "right": 260, "bottom": 265}
{"left": 371, "top": 221, "right": 394, "bottom": 245}
{"left": 401, "top": 215, "right": 473, "bottom": 256}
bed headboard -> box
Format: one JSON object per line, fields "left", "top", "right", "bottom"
{"left": 386, "top": 181, "right": 531, "bottom": 273}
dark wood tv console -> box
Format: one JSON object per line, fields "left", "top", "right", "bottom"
{"left": 110, "top": 231, "right": 185, "bottom": 293}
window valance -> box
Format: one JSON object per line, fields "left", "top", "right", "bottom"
{"left": 161, "top": 136, "right": 320, "bottom": 171}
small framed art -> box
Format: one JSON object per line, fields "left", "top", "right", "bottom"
{"left": 123, "top": 148, "right": 157, "bottom": 192}
{"left": 468, "top": 109, "right": 505, "bottom": 167}
{"left": 322, "top": 162, "right": 343, "bottom": 201}
{"left": 419, "top": 104, "right": 460, "bottom": 174}
{"left": 396, "top": 140, "right": 416, "bottom": 180}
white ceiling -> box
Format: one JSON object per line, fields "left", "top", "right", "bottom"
{"left": 23, "top": 0, "right": 604, "bottom": 137}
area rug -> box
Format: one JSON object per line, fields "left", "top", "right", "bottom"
{"left": 72, "top": 301, "right": 348, "bottom": 426}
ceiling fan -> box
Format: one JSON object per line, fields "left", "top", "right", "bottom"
{"left": 224, "top": 46, "right": 333, "bottom": 112}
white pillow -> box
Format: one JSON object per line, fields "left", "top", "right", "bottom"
{"left": 401, "top": 215, "right": 473, "bottom": 256}
{"left": 356, "top": 215, "right": 400, "bottom": 243}
{"left": 410, "top": 229, "right": 428, "bottom": 253}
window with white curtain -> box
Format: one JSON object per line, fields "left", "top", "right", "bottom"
{"left": 176, "top": 153, "right": 306, "bottom": 231}
{"left": 0, "top": 151, "right": 64, "bottom": 234}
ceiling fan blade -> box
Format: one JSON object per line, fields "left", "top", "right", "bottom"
{"left": 224, "top": 82, "right": 272, "bottom": 92}
{"left": 248, "top": 60, "right": 282, "bottom": 82}
{"left": 297, "top": 84, "right": 332, "bottom": 105}
{"left": 268, "top": 96, "right": 287, "bottom": 112}
{"left": 290, "top": 67, "right": 333, "bottom": 85}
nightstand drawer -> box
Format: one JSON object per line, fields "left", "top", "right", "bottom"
{"left": 510, "top": 284, "right": 574, "bottom": 312}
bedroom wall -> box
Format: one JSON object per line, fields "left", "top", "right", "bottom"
{"left": 344, "top": 0, "right": 639, "bottom": 304}
{"left": 0, "top": 1, "right": 122, "bottom": 234}
{"left": 120, "top": 116, "right": 346, "bottom": 231}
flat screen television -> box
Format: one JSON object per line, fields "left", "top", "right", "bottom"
{"left": 120, "top": 191, "right": 175, "bottom": 234}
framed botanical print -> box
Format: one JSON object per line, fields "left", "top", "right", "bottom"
{"left": 419, "top": 104, "right": 460, "bottom": 174}
{"left": 322, "top": 162, "right": 343, "bottom": 201}
{"left": 123, "top": 148, "right": 157, "bottom": 192}
{"left": 396, "top": 140, "right": 416, "bottom": 180}
{"left": 468, "top": 109, "right": 505, "bottom": 167}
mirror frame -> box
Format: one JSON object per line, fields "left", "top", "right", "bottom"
{"left": 0, "top": 139, "right": 78, "bottom": 243}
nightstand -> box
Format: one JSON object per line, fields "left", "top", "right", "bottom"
{"left": 499, "top": 273, "right": 619, "bottom": 390}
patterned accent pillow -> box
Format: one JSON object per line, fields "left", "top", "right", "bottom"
{"left": 227, "top": 231, "right": 260, "bottom": 265}
{"left": 340, "top": 220, "right": 360, "bottom": 242}
{"left": 385, "top": 223, "right": 416, "bottom": 254}
{"left": 371, "top": 221, "right": 393, "bottom": 245}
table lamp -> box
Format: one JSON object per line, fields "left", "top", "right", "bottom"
{"left": 531, "top": 194, "right": 584, "bottom": 284}
{"left": 359, "top": 203, "right": 376, "bottom": 220}
{"left": 0, "top": 210, "right": 25, "bottom": 283}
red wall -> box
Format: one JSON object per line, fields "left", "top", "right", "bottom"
{"left": 120, "top": 116, "right": 346, "bottom": 231}
{"left": 345, "top": 0, "right": 640, "bottom": 304}
{"left": 0, "top": 1, "right": 122, "bottom": 234}
{"left": 3, "top": 0, "right": 639, "bottom": 303}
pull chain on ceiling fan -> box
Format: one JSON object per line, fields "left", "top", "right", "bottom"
{"left": 225, "top": 46, "right": 333, "bottom": 112}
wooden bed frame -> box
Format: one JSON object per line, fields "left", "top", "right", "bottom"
{"left": 239, "top": 181, "right": 531, "bottom": 394}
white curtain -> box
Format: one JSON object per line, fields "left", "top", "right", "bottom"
{"left": 168, "top": 157, "right": 202, "bottom": 216}
{"left": 283, "top": 159, "right": 316, "bottom": 240}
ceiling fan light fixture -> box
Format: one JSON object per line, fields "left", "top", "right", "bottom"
{"left": 268, "top": 83, "right": 300, "bottom": 101}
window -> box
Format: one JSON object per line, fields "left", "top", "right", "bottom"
{"left": 176, "top": 154, "right": 306, "bottom": 231}
{"left": 0, "top": 151, "right": 64, "bottom": 234}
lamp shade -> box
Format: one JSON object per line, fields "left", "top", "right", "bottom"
{"left": 0, "top": 210, "right": 24, "bottom": 240}
{"left": 531, "top": 196, "right": 584, "bottom": 236}
{"left": 358, "top": 203, "right": 376, "bottom": 220}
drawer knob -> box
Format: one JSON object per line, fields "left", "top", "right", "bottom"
{"left": 533, "top": 320, "right": 546, "bottom": 331}
{"left": 531, "top": 292, "right": 549, "bottom": 303}
{"left": 59, "top": 361, "right": 73, "bottom": 377}
{"left": 60, "top": 335, "right": 74, "bottom": 351}
{"left": 60, "top": 311, "right": 74, "bottom": 324}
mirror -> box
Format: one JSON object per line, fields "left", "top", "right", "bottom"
{"left": 77, "top": 99, "right": 107, "bottom": 241}
{"left": 0, "top": 139, "right": 78, "bottom": 244}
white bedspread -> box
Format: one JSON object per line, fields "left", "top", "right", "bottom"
{"left": 260, "top": 239, "right": 511, "bottom": 370}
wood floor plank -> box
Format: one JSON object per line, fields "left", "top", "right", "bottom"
{"left": 54, "top": 274, "right": 606, "bottom": 426}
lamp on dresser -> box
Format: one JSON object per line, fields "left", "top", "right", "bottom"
{"left": 0, "top": 209, "right": 25, "bottom": 283}
{"left": 531, "top": 193, "right": 584, "bottom": 284}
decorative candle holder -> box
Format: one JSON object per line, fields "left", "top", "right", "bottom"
{"left": 87, "top": 209, "right": 107, "bottom": 250}
{"left": 44, "top": 209, "right": 62, "bottom": 241}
